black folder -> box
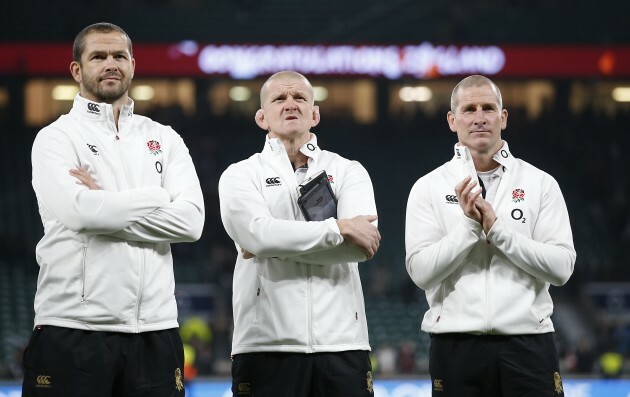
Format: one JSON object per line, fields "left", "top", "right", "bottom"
{"left": 297, "top": 170, "right": 338, "bottom": 221}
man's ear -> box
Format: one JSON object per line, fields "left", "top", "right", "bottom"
{"left": 255, "top": 109, "right": 268, "bottom": 131}
{"left": 311, "top": 105, "right": 321, "bottom": 128}
{"left": 447, "top": 111, "right": 457, "bottom": 133}
{"left": 501, "top": 108, "right": 508, "bottom": 130}
{"left": 70, "top": 61, "right": 81, "bottom": 84}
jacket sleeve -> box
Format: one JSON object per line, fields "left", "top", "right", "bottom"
{"left": 32, "top": 126, "right": 170, "bottom": 234}
{"left": 281, "top": 161, "right": 378, "bottom": 265}
{"left": 109, "top": 134, "right": 204, "bottom": 243}
{"left": 405, "top": 176, "right": 482, "bottom": 290}
{"left": 487, "top": 176, "right": 576, "bottom": 286}
{"left": 219, "top": 163, "right": 346, "bottom": 258}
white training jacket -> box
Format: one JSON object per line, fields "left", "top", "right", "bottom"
{"left": 31, "top": 94, "right": 204, "bottom": 333}
{"left": 405, "top": 141, "right": 576, "bottom": 335}
{"left": 219, "top": 134, "right": 376, "bottom": 355}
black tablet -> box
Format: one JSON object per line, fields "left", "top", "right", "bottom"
{"left": 297, "top": 170, "right": 338, "bottom": 221}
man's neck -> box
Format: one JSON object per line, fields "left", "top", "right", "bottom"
{"left": 273, "top": 133, "right": 311, "bottom": 169}
{"left": 466, "top": 140, "right": 503, "bottom": 172}
{"left": 286, "top": 143, "right": 310, "bottom": 169}
{"left": 472, "top": 153, "right": 500, "bottom": 172}
{"left": 110, "top": 96, "right": 130, "bottom": 131}
{"left": 80, "top": 92, "right": 129, "bottom": 131}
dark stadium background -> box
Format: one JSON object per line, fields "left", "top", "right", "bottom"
{"left": 1, "top": 0, "right": 630, "bottom": 393}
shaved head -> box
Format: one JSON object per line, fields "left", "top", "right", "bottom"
{"left": 260, "top": 71, "right": 314, "bottom": 106}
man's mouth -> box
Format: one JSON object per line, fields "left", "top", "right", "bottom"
{"left": 100, "top": 75, "right": 121, "bottom": 82}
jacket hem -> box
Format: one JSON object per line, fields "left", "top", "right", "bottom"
{"left": 231, "top": 343, "right": 371, "bottom": 355}
{"left": 421, "top": 326, "right": 556, "bottom": 335}
{"left": 34, "top": 317, "right": 179, "bottom": 333}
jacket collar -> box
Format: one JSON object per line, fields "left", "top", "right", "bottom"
{"left": 69, "top": 93, "right": 135, "bottom": 122}
{"left": 262, "top": 133, "right": 322, "bottom": 161}
{"left": 452, "top": 141, "right": 515, "bottom": 171}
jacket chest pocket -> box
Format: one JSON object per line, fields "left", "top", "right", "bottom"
{"left": 261, "top": 179, "right": 299, "bottom": 219}
{"left": 137, "top": 137, "right": 164, "bottom": 187}
{"left": 502, "top": 205, "right": 535, "bottom": 236}
{"left": 147, "top": 155, "right": 165, "bottom": 186}
{"left": 113, "top": 139, "right": 164, "bottom": 188}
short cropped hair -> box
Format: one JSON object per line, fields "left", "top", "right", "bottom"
{"left": 72, "top": 22, "right": 132, "bottom": 63}
{"left": 450, "top": 75, "right": 502, "bottom": 112}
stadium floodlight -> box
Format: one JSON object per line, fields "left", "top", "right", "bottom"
{"left": 131, "top": 85, "right": 155, "bottom": 101}
{"left": 612, "top": 87, "right": 630, "bottom": 102}
{"left": 52, "top": 85, "right": 79, "bottom": 100}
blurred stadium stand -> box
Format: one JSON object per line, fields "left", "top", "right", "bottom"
{"left": 1, "top": 0, "right": 630, "bottom": 44}
{"left": 1, "top": 103, "right": 630, "bottom": 377}
{"left": 1, "top": 0, "right": 630, "bottom": 381}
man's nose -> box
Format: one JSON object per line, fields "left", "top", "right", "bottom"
{"left": 104, "top": 56, "right": 119, "bottom": 71}
{"left": 284, "top": 97, "right": 298, "bottom": 109}
{"left": 473, "top": 108, "right": 486, "bottom": 124}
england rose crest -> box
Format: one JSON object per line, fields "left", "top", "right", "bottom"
{"left": 147, "top": 140, "right": 162, "bottom": 155}
{"left": 512, "top": 188, "right": 525, "bottom": 203}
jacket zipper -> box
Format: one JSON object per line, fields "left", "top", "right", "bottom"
{"left": 269, "top": 143, "right": 303, "bottom": 219}
{"left": 484, "top": 167, "right": 506, "bottom": 333}
{"left": 436, "top": 284, "right": 445, "bottom": 323}
{"left": 307, "top": 264, "right": 313, "bottom": 353}
{"left": 485, "top": 249, "right": 492, "bottom": 333}
{"left": 111, "top": 117, "right": 134, "bottom": 188}
{"left": 133, "top": 247, "right": 146, "bottom": 333}
{"left": 80, "top": 243, "right": 88, "bottom": 302}
{"left": 254, "top": 271, "right": 261, "bottom": 324}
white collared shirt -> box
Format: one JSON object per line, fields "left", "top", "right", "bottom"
{"left": 477, "top": 165, "right": 504, "bottom": 204}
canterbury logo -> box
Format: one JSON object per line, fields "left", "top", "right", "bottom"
{"left": 87, "top": 143, "right": 99, "bottom": 155}
{"left": 265, "top": 177, "right": 281, "bottom": 186}
{"left": 175, "top": 368, "right": 183, "bottom": 391}
{"left": 554, "top": 372, "right": 563, "bottom": 394}
{"left": 445, "top": 194, "right": 459, "bottom": 203}
{"left": 237, "top": 382, "right": 251, "bottom": 395}
{"left": 87, "top": 103, "right": 100, "bottom": 113}
{"left": 37, "top": 375, "right": 51, "bottom": 385}
{"left": 36, "top": 375, "right": 52, "bottom": 388}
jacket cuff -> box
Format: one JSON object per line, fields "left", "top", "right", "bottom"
{"left": 486, "top": 217, "right": 501, "bottom": 244}
{"left": 324, "top": 217, "right": 342, "bottom": 238}
{"left": 462, "top": 215, "right": 483, "bottom": 234}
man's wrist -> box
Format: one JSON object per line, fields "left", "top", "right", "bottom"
{"left": 328, "top": 218, "right": 342, "bottom": 237}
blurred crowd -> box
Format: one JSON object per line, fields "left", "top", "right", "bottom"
{"left": 1, "top": 91, "right": 630, "bottom": 379}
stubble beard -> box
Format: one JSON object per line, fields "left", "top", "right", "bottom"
{"left": 84, "top": 74, "right": 131, "bottom": 104}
